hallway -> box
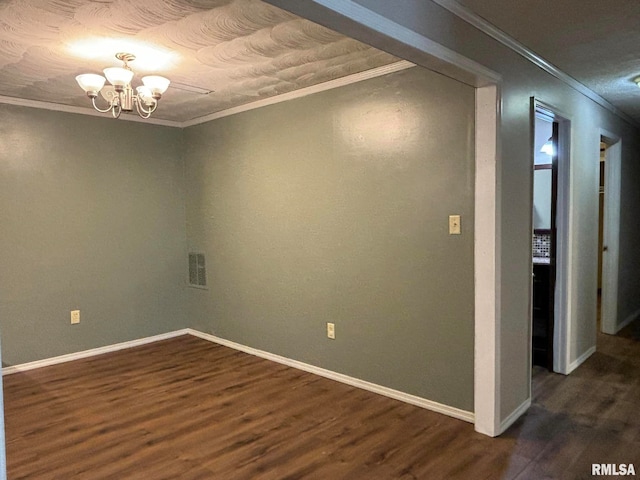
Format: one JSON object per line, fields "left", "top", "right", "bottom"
{"left": 503, "top": 317, "right": 640, "bottom": 478}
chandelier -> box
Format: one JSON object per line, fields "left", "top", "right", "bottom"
{"left": 75, "top": 53, "right": 170, "bottom": 119}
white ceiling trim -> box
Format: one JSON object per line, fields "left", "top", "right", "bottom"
{"left": 0, "top": 61, "right": 416, "bottom": 129}
{"left": 182, "top": 60, "right": 415, "bottom": 127}
{"left": 431, "top": 0, "right": 639, "bottom": 127}
{"left": 0, "top": 95, "right": 181, "bottom": 128}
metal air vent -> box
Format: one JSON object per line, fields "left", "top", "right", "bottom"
{"left": 188, "top": 253, "right": 207, "bottom": 287}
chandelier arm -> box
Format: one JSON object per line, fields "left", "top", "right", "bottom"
{"left": 91, "top": 96, "right": 114, "bottom": 114}
{"left": 112, "top": 103, "right": 122, "bottom": 119}
{"left": 134, "top": 96, "right": 158, "bottom": 119}
{"left": 135, "top": 99, "right": 152, "bottom": 119}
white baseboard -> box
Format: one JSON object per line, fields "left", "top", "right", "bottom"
{"left": 615, "top": 308, "right": 640, "bottom": 334}
{"left": 1, "top": 328, "right": 475, "bottom": 425}
{"left": 2, "top": 330, "right": 190, "bottom": 376}
{"left": 186, "top": 329, "right": 475, "bottom": 423}
{"left": 499, "top": 397, "right": 531, "bottom": 434}
{"left": 566, "top": 345, "right": 597, "bottom": 375}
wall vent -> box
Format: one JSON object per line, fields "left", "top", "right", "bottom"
{"left": 188, "top": 253, "right": 207, "bottom": 287}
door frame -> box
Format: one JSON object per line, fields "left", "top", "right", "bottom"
{"left": 531, "top": 111, "right": 558, "bottom": 371}
{"left": 532, "top": 99, "right": 572, "bottom": 375}
{"left": 599, "top": 130, "right": 621, "bottom": 335}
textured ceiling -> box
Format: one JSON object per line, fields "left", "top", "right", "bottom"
{"left": 6, "top": 1, "right": 637, "bottom": 126}
{"left": 0, "top": 0, "right": 399, "bottom": 123}
{"left": 455, "top": 0, "right": 640, "bottom": 124}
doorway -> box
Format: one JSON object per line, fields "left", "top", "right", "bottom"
{"left": 531, "top": 99, "right": 572, "bottom": 375}
{"left": 597, "top": 143, "right": 606, "bottom": 330}
{"left": 599, "top": 133, "right": 622, "bottom": 335}
{"left": 532, "top": 112, "right": 558, "bottom": 370}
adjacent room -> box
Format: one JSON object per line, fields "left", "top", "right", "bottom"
{"left": 1, "top": 0, "right": 640, "bottom": 478}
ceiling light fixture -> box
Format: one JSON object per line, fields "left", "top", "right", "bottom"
{"left": 75, "top": 53, "right": 170, "bottom": 119}
{"left": 540, "top": 137, "right": 555, "bottom": 156}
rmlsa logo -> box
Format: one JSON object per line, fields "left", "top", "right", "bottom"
{"left": 592, "top": 464, "right": 636, "bottom": 476}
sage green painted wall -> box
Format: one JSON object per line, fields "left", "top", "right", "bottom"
{"left": 269, "top": 0, "right": 640, "bottom": 422}
{"left": 184, "top": 67, "right": 476, "bottom": 411}
{"left": 0, "top": 105, "right": 188, "bottom": 365}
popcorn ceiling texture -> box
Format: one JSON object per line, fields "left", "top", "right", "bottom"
{"left": 0, "top": 0, "right": 399, "bottom": 122}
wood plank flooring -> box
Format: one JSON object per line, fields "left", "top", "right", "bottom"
{"left": 3, "top": 323, "right": 640, "bottom": 479}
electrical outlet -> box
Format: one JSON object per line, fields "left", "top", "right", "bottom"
{"left": 327, "top": 322, "right": 335, "bottom": 339}
{"left": 449, "top": 214, "right": 461, "bottom": 235}
{"left": 71, "top": 310, "right": 80, "bottom": 325}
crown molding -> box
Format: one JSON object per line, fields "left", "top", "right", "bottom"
{"left": 181, "top": 60, "right": 416, "bottom": 127}
{"left": 0, "top": 62, "right": 415, "bottom": 129}
{"left": 0, "top": 95, "right": 182, "bottom": 128}
{"left": 431, "top": 0, "right": 638, "bottom": 127}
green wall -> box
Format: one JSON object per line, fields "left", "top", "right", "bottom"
{"left": 301, "top": 0, "right": 640, "bottom": 420}
{"left": 184, "top": 66, "right": 476, "bottom": 411}
{"left": 0, "top": 105, "right": 188, "bottom": 365}
{"left": 0, "top": 66, "right": 476, "bottom": 412}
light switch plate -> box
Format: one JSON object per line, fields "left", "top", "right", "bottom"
{"left": 327, "top": 322, "right": 335, "bottom": 339}
{"left": 449, "top": 215, "right": 461, "bottom": 235}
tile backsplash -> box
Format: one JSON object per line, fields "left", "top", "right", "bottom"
{"left": 533, "top": 233, "right": 551, "bottom": 258}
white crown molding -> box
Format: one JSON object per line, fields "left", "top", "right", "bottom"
{"left": 0, "top": 62, "right": 415, "bottom": 129}
{"left": 0, "top": 95, "right": 182, "bottom": 128}
{"left": 181, "top": 60, "right": 416, "bottom": 127}
{"left": 430, "top": 0, "right": 639, "bottom": 127}
{"left": 187, "top": 329, "right": 474, "bottom": 423}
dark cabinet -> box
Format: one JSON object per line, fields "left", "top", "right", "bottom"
{"left": 532, "top": 264, "right": 554, "bottom": 369}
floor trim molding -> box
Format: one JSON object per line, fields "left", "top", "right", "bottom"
{"left": 187, "top": 329, "right": 475, "bottom": 423}
{"left": 2, "top": 328, "right": 474, "bottom": 424}
{"left": 566, "top": 345, "right": 597, "bottom": 375}
{"left": 1, "top": 330, "right": 190, "bottom": 375}
{"left": 499, "top": 397, "right": 531, "bottom": 434}
{"left": 615, "top": 307, "right": 640, "bottom": 335}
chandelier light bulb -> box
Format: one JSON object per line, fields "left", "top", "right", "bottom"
{"left": 136, "top": 86, "right": 155, "bottom": 105}
{"left": 103, "top": 67, "right": 134, "bottom": 89}
{"left": 142, "top": 75, "right": 171, "bottom": 98}
{"left": 75, "top": 73, "right": 106, "bottom": 96}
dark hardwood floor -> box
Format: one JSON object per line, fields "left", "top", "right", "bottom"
{"left": 3, "top": 323, "right": 640, "bottom": 479}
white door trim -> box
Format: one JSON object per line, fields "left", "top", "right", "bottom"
{"left": 533, "top": 99, "right": 573, "bottom": 375}
{"left": 474, "top": 85, "right": 502, "bottom": 436}
{"left": 599, "top": 131, "right": 621, "bottom": 335}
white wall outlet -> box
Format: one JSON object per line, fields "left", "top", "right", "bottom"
{"left": 327, "top": 322, "right": 335, "bottom": 339}
{"left": 71, "top": 310, "right": 80, "bottom": 325}
{"left": 449, "top": 214, "right": 461, "bottom": 235}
